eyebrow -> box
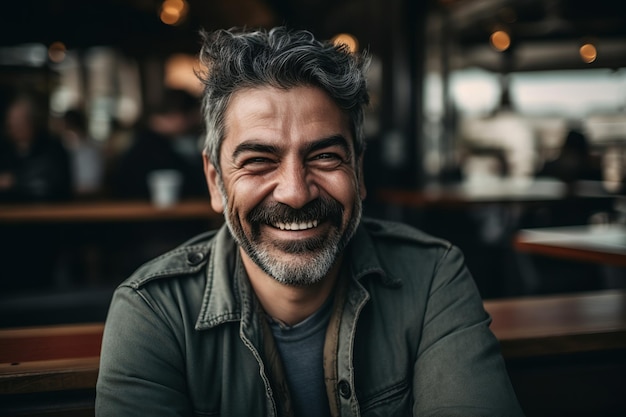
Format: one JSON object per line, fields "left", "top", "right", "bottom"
{"left": 231, "top": 134, "right": 352, "bottom": 160}
{"left": 232, "top": 142, "right": 280, "bottom": 160}
{"left": 305, "top": 135, "right": 352, "bottom": 160}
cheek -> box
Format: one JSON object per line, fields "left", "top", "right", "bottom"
{"left": 315, "top": 170, "right": 360, "bottom": 206}
{"left": 225, "top": 176, "right": 273, "bottom": 217}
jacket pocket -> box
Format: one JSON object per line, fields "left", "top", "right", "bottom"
{"left": 359, "top": 378, "right": 411, "bottom": 416}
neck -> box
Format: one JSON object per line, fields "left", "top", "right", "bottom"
{"left": 241, "top": 249, "right": 342, "bottom": 326}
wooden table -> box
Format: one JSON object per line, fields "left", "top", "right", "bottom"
{"left": 486, "top": 290, "right": 626, "bottom": 416}
{"left": 514, "top": 224, "right": 626, "bottom": 267}
{"left": 484, "top": 289, "right": 626, "bottom": 358}
{"left": 0, "top": 198, "right": 222, "bottom": 223}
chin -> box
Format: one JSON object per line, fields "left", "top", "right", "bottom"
{"left": 252, "top": 246, "right": 338, "bottom": 287}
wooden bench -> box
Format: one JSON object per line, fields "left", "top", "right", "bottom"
{"left": 0, "top": 323, "right": 103, "bottom": 417}
{"left": 1, "top": 290, "right": 625, "bottom": 416}
{"left": 0, "top": 323, "right": 103, "bottom": 394}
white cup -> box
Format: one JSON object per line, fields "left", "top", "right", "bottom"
{"left": 147, "top": 169, "right": 183, "bottom": 208}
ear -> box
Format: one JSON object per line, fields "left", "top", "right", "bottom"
{"left": 203, "top": 153, "right": 225, "bottom": 213}
{"left": 357, "top": 154, "right": 367, "bottom": 201}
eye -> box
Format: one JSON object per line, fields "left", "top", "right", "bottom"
{"left": 239, "top": 156, "right": 277, "bottom": 173}
{"left": 313, "top": 152, "right": 339, "bottom": 160}
{"left": 243, "top": 157, "right": 273, "bottom": 165}
{"left": 309, "top": 152, "right": 344, "bottom": 169}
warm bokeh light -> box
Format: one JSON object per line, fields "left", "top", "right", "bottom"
{"left": 164, "top": 0, "right": 185, "bottom": 13}
{"left": 48, "top": 41, "right": 67, "bottom": 63}
{"left": 160, "top": 0, "right": 188, "bottom": 26}
{"left": 330, "top": 33, "right": 359, "bottom": 53}
{"left": 490, "top": 30, "right": 511, "bottom": 52}
{"left": 165, "top": 53, "right": 203, "bottom": 96}
{"left": 579, "top": 43, "right": 597, "bottom": 63}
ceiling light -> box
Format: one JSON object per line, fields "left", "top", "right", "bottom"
{"left": 160, "top": 0, "right": 188, "bottom": 26}
{"left": 490, "top": 30, "right": 511, "bottom": 52}
{"left": 579, "top": 43, "right": 597, "bottom": 64}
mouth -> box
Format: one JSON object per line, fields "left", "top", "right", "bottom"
{"left": 271, "top": 220, "right": 320, "bottom": 231}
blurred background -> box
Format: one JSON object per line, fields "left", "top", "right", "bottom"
{"left": 0, "top": 0, "right": 625, "bottom": 322}
{"left": 1, "top": 2, "right": 626, "bottom": 416}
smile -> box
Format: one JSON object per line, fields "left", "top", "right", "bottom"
{"left": 272, "top": 220, "right": 319, "bottom": 231}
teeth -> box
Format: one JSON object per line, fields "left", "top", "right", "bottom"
{"left": 273, "top": 220, "right": 319, "bottom": 231}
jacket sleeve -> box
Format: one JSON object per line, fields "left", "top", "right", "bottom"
{"left": 95, "top": 286, "right": 193, "bottom": 417}
{"left": 412, "top": 245, "right": 525, "bottom": 417}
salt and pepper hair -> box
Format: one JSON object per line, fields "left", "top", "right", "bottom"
{"left": 197, "top": 26, "right": 370, "bottom": 173}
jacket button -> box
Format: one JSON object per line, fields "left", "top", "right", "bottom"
{"left": 186, "top": 252, "right": 205, "bottom": 265}
{"left": 338, "top": 380, "right": 351, "bottom": 399}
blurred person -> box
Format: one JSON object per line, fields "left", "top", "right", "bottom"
{"left": 0, "top": 91, "right": 72, "bottom": 202}
{"left": 111, "top": 88, "right": 206, "bottom": 200}
{"left": 108, "top": 89, "right": 209, "bottom": 278}
{"left": 518, "top": 128, "right": 607, "bottom": 295}
{"left": 61, "top": 108, "right": 104, "bottom": 197}
{"left": 0, "top": 91, "right": 72, "bottom": 292}
{"left": 533, "top": 127, "right": 604, "bottom": 226}
{"left": 96, "top": 27, "right": 523, "bottom": 416}
{"left": 537, "top": 128, "right": 602, "bottom": 184}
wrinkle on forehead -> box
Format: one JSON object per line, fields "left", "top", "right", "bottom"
{"left": 223, "top": 86, "right": 351, "bottom": 147}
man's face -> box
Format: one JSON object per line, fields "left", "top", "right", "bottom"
{"left": 204, "top": 86, "right": 366, "bottom": 286}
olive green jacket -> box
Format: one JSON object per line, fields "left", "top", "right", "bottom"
{"left": 96, "top": 217, "right": 524, "bottom": 416}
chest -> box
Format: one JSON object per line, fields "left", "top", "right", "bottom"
{"left": 183, "top": 301, "right": 420, "bottom": 417}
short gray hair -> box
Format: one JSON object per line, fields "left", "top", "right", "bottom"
{"left": 197, "top": 27, "right": 370, "bottom": 172}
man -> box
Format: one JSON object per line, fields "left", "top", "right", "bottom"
{"left": 0, "top": 91, "right": 72, "bottom": 202}
{"left": 96, "top": 27, "right": 524, "bottom": 416}
{"left": 112, "top": 88, "right": 207, "bottom": 201}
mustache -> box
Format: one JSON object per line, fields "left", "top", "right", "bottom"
{"left": 247, "top": 197, "right": 344, "bottom": 226}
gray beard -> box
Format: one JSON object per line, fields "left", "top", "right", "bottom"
{"left": 218, "top": 179, "right": 361, "bottom": 286}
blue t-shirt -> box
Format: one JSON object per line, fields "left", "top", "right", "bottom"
{"left": 268, "top": 296, "right": 333, "bottom": 417}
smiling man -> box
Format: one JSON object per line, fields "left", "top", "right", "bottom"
{"left": 96, "top": 27, "right": 524, "bottom": 417}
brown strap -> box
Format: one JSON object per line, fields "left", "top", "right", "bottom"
{"left": 323, "top": 267, "right": 350, "bottom": 417}
{"left": 259, "top": 304, "right": 295, "bottom": 417}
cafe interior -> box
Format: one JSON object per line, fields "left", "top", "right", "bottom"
{"left": 1, "top": 0, "right": 625, "bottom": 415}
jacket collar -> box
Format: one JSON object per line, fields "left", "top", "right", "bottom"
{"left": 346, "top": 221, "right": 400, "bottom": 287}
{"left": 195, "top": 219, "right": 397, "bottom": 330}
{"left": 195, "top": 225, "right": 242, "bottom": 330}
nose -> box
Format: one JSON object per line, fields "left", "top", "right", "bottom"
{"left": 272, "top": 160, "right": 319, "bottom": 209}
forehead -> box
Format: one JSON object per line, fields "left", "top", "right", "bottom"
{"left": 222, "top": 85, "right": 351, "bottom": 148}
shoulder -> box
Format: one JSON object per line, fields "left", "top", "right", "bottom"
{"left": 360, "top": 217, "right": 452, "bottom": 250}
{"left": 120, "top": 229, "right": 219, "bottom": 290}
{"left": 349, "top": 217, "right": 458, "bottom": 287}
